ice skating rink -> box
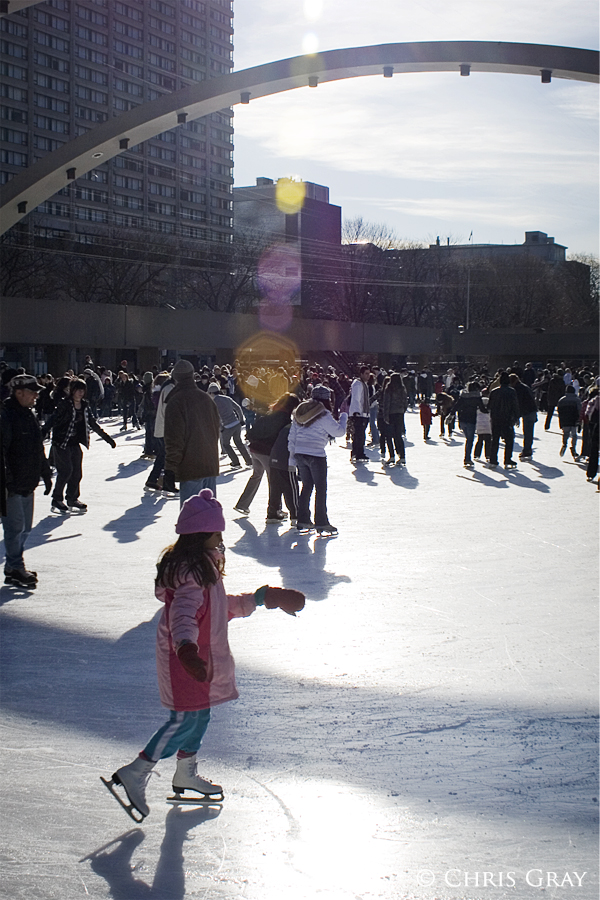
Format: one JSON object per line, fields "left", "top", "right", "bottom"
{"left": 1, "top": 412, "right": 597, "bottom": 900}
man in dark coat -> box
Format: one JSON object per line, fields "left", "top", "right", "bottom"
{"left": 488, "top": 372, "right": 520, "bottom": 469}
{"left": 509, "top": 373, "right": 538, "bottom": 459}
{"left": 1, "top": 375, "right": 52, "bottom": 588}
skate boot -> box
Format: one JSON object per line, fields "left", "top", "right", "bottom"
{"left": 101, "top": 756, "right": 156, "bottom": 821}
{"left": 67, "top": 500, "right": 87, "bottom": 513}
{"left": 4, "top": 568, "right": 37, "bottom": 588}
{"left": 51, "top": 499, "right": 69, "bottom": 514}
{"left": 168, "top": 756, "right": 224, "bottom": 804}
{"left": 316, "top": 523, "right": 338, "bottom": 535}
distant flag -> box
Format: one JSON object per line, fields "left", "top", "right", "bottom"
{"left": 469, "top": 231, "right": 473, "bottom": 242}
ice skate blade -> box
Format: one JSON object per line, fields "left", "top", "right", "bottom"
{"left": 167, "top": 789, "right": 224, "bottom": 805}
{"left": 100, "top": 776, "right": 147, "bottom": 823}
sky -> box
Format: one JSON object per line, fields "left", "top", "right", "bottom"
{"left": 231, "top": 1, "right": 599, "bottom": 256}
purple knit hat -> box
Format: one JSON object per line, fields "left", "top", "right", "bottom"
{"left": 176, "top": 489, "right": 225, "bottom": 534}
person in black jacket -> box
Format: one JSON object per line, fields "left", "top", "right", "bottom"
{"left": 488, "top": 372, "right": 520, "bottom": 469}
{"left": 1, "top": 374, "right": 52, "bottom": 588}
{"left": 50, "top": 379, "right": 116, "bottom": 513}
{"left": 451, "top": 382, "right": 487, "bottom": 468}
{"left": 509, "top": 373, "right": 539, "bottom": 459}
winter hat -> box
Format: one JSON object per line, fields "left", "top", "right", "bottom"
{"left": 10, "top": 374, "right": 45, "bottom": 392}
{"left": 172, "top": 359, "right": 195, "bottom": 382}
{"left": 176, "top": 488, "right": 226, "bottom": 534}
{"left": 143, "top": 371, "right": 153, "bottom": 384}
{"left": 311, "top": 384, "right": 331, "bottom": 402}
{"left": 207, "top": 382, "right": 220, "bottom": 394}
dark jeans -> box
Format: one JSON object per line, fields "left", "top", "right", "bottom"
{"left": 53, "top": 443, "right": 83, "bottom": 503}
{"left": 122, "top": 401, "right": 139, "bottom": 429}
{"left": 351, "top": 415, "right": 368, "bottom": 459}
{"left": 521, "top": 411, "right": 537, "bottom": 456}
{"left": 296, "top": 453, "right": 329, "bottom": 527}
{"left": 474, "top": 433, "right": 491, "bottom": 459}
{"left": 222, "top": 423, "right": 251, "bottom": 467}
{"left": 2, "top": 491, "right": 34, "bottom": 571}
{"left": 147, "top": 437, "right": 165, "bottom": 484}
{"left": 490, "top": 425, "right": 515, "bottom": 466}
{"left": 268, "top": 467, "right": 299, "bottom": 519}
{"left": 460, "top": 421, "right": 476, "bottom": 463}
{"left": 143, "top": 417, "right": 156, "bottom": 455}
{"left": 384, "top": 414, "right": 405, "bottom": 460}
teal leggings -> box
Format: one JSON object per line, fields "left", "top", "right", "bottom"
{"left": 143, "top": 709, "right": 211, "bottom": 761}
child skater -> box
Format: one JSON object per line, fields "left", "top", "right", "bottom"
{"left": 102, "top": 489, "right": 305, "bottom": 821}
{"left": 419, "top": 398, "right": 433, "bottom": 441}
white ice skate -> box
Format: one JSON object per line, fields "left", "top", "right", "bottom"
{"left": 101, "top": 756, "right": 156, "bottom": 822}
{"left": 167, "top": 756, "right": 224, "bottom": 804}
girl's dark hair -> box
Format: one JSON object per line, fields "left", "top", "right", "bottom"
{"left": 270, "top": 392, "right": 300, "bottom": 414}
{"left": 156, "top": 533, "right": 224, "bottom": 589}
{"left": 69, "top": 379, "right": 87, "bottom": 395}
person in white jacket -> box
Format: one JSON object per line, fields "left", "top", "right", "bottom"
{"left": 348, "top": 365, "right": 371, "bottom": 461}
{"left": 288, "top": 384, "right": 348, "bottom": 534}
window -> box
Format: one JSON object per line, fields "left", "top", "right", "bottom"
{"left": 180, "top": 136, "right": 206, "bottom": 152}
{"left": 1, "top": 62, "right": 27, "bottom": 80}
{"left": 113, "top": 78, "right": 143, "bottom": 97}
{"left": 115, "top": 2, "right": 143, "bottom": 22}
{"left": 113, "top": 40, "right": 143, "bottom": 59}
{"left": 38, "top": 201, "right": 69, "bottom": 216}
{"left": 149, "top": 0, "right": 175, "bottom": 17}
{"left": 2, "top": 40, "right": 27, "bottom": 59}
{"left": 149, "top": 182, "right": 176, "bottom": 197}
{"left": 210, "top": 9, "right": 231, "bottom": 25}
{"left": 114, "top": 21, "right": 143, "bottom": 41}
{"left": 33, "top": 136, "right": 65, "bottom": 151}
{"left": 149, "top": 220, "right": 175, "bottom": 233}
{"left": 75, "top": 26, "right": 107, "bottom": 46}
{"left": 148, "top": 53, "right": 175, "bottom": 72}
{"left": 147, "top": 71, "right": 176, "bottom": 90}
{"left": 148, "top": 145, "right": 176, "bottom": 161}
{"left": 181, "top": 65, "right": 204, "bottom": 83}
{"left": 81, "top": 168, "right": 108, "bottom": 182}
{"left": 211, "top": 110, "right": 232, "bottom": 125}
{"left": 0, "top": 127, "right": 27, "bottom": 144}
{"left": 0, "top": 107, "right": 27, "bottom": 124}
{"left": 147, "top": 163, "right": 176, "bottom": 179}
{"left": 148, "top": 34, "right": 176, "bottom": 54}
{"left": 181, "top": 189, "right": 205, "bottom": 204}
{"left": 210, "top": 179, "right": 233, "bottom": 193}
{"left": 115, "top": 194, "right": 144, "bottom": 209}
{"left": 1, "top": 149, "right": 27, "bottom": 166}
{"left": 181, "top": 225, "right": 207, "bottom": 239}
{"left": 184, "top": 120, "right": 205, "bottom": 135}
{"left": 210, "top": 24, "right": 232, "bottom": 42}
{"left": 211, "top": 213, "right": 232, "bottom": 227}
{"left": 181, "top": 48, "right": 205, "bottom": 67}
{"left": 148, "top": 200, "right": 175, "bottom": 215}
{"left": 211, "top": 144, "right": 232, "bottom": 159}
{"left": 46, "top": 0, "right": 70, "bottom": 9}
{"left": 75, "top": 124, "right": 90, "bottom": 135}
{"left": 75, "top": 186, "right": 108, "bottom": 203}
{"left": 210, "top": 42, "right": 232, "bottom": 59}
{"left": 148, "top": 16, "right": 175, "bottom": 34}
{"left": 34, "top": 52, "right": 70, "bottom": 72}
{"left": 75, "top": 85, "right": 107, "bottom": 103}
{"left": 34, "top": 32, "right": 69, "bottom": 52}
{"left": 1, "top": 84, "right": 27, "bottom": 102}
{"left": 75, "top": 106, "right": 107, "bottom": 123}
{"left": 182, "top": 171, "right": 206, "bottom": 186}
{"left": 76, "top": 5, "right": 107, "bottom": 26}
{"left": 75, "top": 45, "right": 108, "bottom": 64}
{"left": 34, "top": 115, "right": 69, "bottom": 133}
{"left": 181, "top": 154, "right": 205, "bottom": 170}
{"left": 181, "top": 30, "right": 206, "bottom": 49}
{"left": 147, "top": 89, "right": 163, "bottom": 100}
{"left": 210, "top": 127, "right": 233, "bottom": 143}
{"left": 182, "top": 0, "right": 206, "bottom": 12}
{"left": 34, "top": 95, "right": 68, "bottom": 113}
{"left": 114, "top": 214, "right": 143, "bottom": 228}
{"left": 182, "top": 208, "right": 206, "bottom": 221}
{"left": 75, "top": 65, "right": 108, "bottom": 85}
{"left": 113, "top": 97, "right": 138, "bottom": 111}
{"left": 155, "top": 130, "right": 176, "bottom": 143}
{"left": 34, "top": 73, "right": 69, "bottom": 93}
{"left": 76, "top": 207, "right": 108, "bottom": 222}
{"left": 210, "top": 161, "right": 232, "bottom": 175}
{"left": 114, "top": 156, "right": 143, "bottom": 173}
{"left": 113, "top": 60, "right": 143, "bottom": 78}
{"left": 34, "top": 10, "right": 70, "bottom": 31}
{"left": 209, "top": 59, "right": 232, "bottom": 74}
{"left": 181, "top": 13, "right": 205, "bottom": 30}
{"left": 211, "top": 197, "right": 231, "bottom": 210}
{"left": 113, "top": 174, "right": 143, "bottom": 190}
{"left": 0, "top": 19, "right": 28, "bottom": 38}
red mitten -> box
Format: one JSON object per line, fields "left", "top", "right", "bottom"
{"left": 263, "top": 587, "right": 305, "bottom": 616}
{"left": 177, "top": 643, "right": 208, "bottom": 681}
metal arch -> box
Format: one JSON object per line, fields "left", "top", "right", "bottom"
{"left": 1, "top": 40, "right": 598, "bottom": 235}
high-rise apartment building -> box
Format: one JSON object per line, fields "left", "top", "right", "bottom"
{"left": 0, "top": 0, "right": 234, "bottom": 244}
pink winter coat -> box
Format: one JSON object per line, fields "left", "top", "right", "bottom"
{"left": 155, "top": 560, "right": 257, "bottom": 712}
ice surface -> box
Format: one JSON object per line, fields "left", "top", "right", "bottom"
{"left": 0, "top": 414, "right": 597, "bottom": 899}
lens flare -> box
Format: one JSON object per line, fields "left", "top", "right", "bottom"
{"left": 275, "top": 177, "right": 306, "bottom": 215}
{"left": 257, "top": 243, "right": 301, "bottom": 333}
{"left": 302, "top": 32, "right": 319, "bottom": 55}
{"left": 235, "top": 331, "right": 300, "bottom": 406}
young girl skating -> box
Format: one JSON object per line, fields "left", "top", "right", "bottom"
{"left": 102, "top": 489, "right": 305, "bottom": 821}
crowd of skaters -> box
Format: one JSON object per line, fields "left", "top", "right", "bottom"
{"left": 1, "top": 354, "right": 598, "bottom": 590}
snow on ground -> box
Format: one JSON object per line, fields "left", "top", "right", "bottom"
{"left": 0, "top": 410, "right": 597, "bottom": 900}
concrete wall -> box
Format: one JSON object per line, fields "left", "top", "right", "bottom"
{"left": 1, "top": 296, "right": 596, "bottom": 369}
